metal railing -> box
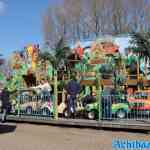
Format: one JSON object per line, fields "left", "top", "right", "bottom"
{"left": 100, "top": 94, "right": 150, "bottom": 121}
{"left": 3, "top": 91, "right": 150, "bottom": 124}
{"left": 10, "top": 92, "right": 54, "bottom": 119}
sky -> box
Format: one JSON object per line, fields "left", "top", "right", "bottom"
{"left": 0, "top": 0, "right": 58, "bottom": 58}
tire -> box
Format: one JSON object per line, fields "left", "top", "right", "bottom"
{"left": 87, "top": 111, "right": 96, "bottom": 120}
{"left": 42, "top": 107, "right": 50, "bottom": 116}
{"left": 116, "top": 109, "right": 126, "bottom": 119}
{"left": 63, "top": 109, "right": 69, "bottom": 118}
{"left": 26, "top": 107, "right": 32, "bottom": 115}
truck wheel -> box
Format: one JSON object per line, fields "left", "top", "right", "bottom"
{"left": 116, "top": 109, "right": 126, "bottom": 119}
{"left": 88, "top": 111, "right": 96, "bottom": 120}
{"left": 63, "top": 109, "right": 69, "bottom": 118}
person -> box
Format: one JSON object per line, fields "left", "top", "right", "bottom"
{"left": 81, "top": 86, "right": 96, "bottom": 107}
{"left": 101, "top": 87, "right": 114, "bottom": 120}
{"left": 65, "top": 75, "right": 81, "bottom": 118}
{"left": 32, "top": 79, "right": 52, "bottom": 101}
{"left": 40, "top": 79, "right": 52, "bottom": 100}
{"left": 0, "top": 87, "right": 11, "bottom": 123}
{"left": 82, "top": 93, "right": 96, "bottom": 107}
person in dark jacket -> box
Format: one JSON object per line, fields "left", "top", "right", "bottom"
{"left": 65, "top": 75, "right": 81, "bottom": 118}
{"left": 1, "top": 87, "right": 11, "bottom": 123}
{"left": 102, "top": 87, "right": 116, "bottom": 120}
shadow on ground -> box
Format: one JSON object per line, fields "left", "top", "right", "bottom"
{"left": 0, "top": 124, "right": 17, "bottom": 134}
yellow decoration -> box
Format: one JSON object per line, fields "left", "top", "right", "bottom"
{"left": 91, "top": 43, "right": 105, "bottom": 58}
{"left": 32, "top": 61, "right": 36, "bottom": 71}
{"left": 27, "top": 45, "right": 34, "bottom": 57}
{"left": 31, "top": 50, "right": 38, "bottom": 70}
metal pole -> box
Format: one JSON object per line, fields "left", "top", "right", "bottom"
{"left": 96, "top": 72, "right": 102, "bottom": 121}
{"left": 17, "top": 90, "right": 21, "bottom": 117}
{"left": 54, "top": 70, "right": 58, "bottom": 119}
{"left": 137, "top": 57, "right": 140, "bottom": 91}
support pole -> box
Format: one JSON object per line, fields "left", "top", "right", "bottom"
{"left": 54, "top": 70, "right": 58, "bottom": 119}
{"left": 17, "top": 90, "right": 21, "bottom": 117}
{"left": 137, "top": 59, "right": 140, "bottom": 90}
{"left": 96, "top": 72, "right": 102, "bottom": 121}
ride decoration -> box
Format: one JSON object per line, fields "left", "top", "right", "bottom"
{"left": 0, "top": 72, "right": 5, "bottom": 81}
{"left": 126, "top": 50, "right": 138, "bottom": 74}
{"left": 89, "top": 40, "right": 119, "bottom": 65}
{"left": 12, "top": 51, "right": 22, "bottom": 70}
{"left": 7, "top": 73, "right": 24, "bottom": 91}
{"left": 45, "top": 60, "right": 53, "bottom": 80}
{"left": 27, "top": 44, "right": 39, "bottom": 71}
{"left": 90, "top": 42, "right": 106, "bottom": 64}
{"left": 75, "top": 41, "right": 84, "bottom": 60}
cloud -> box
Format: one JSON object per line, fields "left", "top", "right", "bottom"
{"left": 0, "top": 1, "right": 5, "bottom": 14}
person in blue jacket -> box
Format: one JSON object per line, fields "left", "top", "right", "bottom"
{"left": 65, "top": 74, "right": 81, "bottom": 118}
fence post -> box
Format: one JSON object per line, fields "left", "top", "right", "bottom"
{"left": 54, "top": 70, "right": 58, "bottom": 120}
{"left": 96, "top": 72, "right": 102, "bottom": 121}
{"left": 17, "top": 91, "right": 21, "bottom": 117}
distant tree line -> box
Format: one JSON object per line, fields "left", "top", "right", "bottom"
{"left": 43, "top": 0, "right": 150, "bottom": 48}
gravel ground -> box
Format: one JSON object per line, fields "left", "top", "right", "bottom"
{"left": 0, "top": 123, "right": 150, "bottom": 150}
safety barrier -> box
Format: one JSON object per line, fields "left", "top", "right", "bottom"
{"left": 100, "top": 94, "right": 150, "bottom": 121}
{"left": 1, "top": 90, "right": 150, "bottom": 130}
{"left": 9, "top": 93, "right": 150, "bottom": 121}
{"left": 10, "top": 90, "right": 54, "bottom": 119}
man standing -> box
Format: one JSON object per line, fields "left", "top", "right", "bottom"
{"left": 102, "top": 87, "right": 114, "bottom": 120}
{"left": 65, "top": 75, "right": 81, "bottom": 118}
{"left": 1, "top": 87, "right": 11, "bottom": 123}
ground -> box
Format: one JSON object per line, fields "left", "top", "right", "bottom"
{"left": 0, "top": 123, "right": 150, "bottom": 150}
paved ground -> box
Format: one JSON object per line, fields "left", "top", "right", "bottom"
{"left": 0, "top": 123, "right": 150, "bottom": 150}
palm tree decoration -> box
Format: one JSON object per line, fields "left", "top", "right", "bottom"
{"left": 39, "top": 51, "right": 55, "bottom": 66}
{"left": 130, "top": 32, "right": 150, "bottom": 59}
{"left": 40, "top": 37, "right": 71, "bottom": 70}
{"left": 129, "top": 31, "right": 150, "bottom": 78}
{"left": 54, "top": 37, "right": 71, "bottom": 69}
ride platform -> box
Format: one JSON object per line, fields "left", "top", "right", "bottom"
{"left": 6, "top": 115, "right": 150, "bottom": 131}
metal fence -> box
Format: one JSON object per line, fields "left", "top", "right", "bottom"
{"left": 66, "top": 93, "right": 150, "bottom": 121}
{"left": 100, "top": 94, "right": 150, "bottom": 121}
{"left": 10, "top": 90, "right": 54, "bottom": 119}
{"left": 1, "top": 90, "right": 150, "bottom": 124}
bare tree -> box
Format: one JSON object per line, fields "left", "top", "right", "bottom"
{"left": 43, "top": 0, "right": 150, "bottom": 48}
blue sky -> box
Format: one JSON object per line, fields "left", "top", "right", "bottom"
{"left": 0, "top": 0, "right": 58, "bottom": 58}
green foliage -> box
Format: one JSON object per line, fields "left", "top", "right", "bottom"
{"left": 99, "top": 64, "right": 114, "bottom": 79}
{"left": 40, "top": 37, "right": 71, "bottom": 69}
{"left": 99, "top": 64, "right": 113, "bottom": 74}
{"left": 115, "top": 74, "right": 126, "bottom": 86}
{"left": 130, "top": 31, "right": 150, "bottom": 60}
{"left": 54, "top": 37, "right": 71, "bottom": 69}
{"left": 0, "top": 72, "right": 5, "bottom": 80}
{"left": 39, "top": 51, "right": 55, "bottom": 66}
{"left": 58, "top": 80, "right": 66, "bottom": 91}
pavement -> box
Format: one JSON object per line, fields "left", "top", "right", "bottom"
{"left": 0, "top": 122, "right": 150, "bottom": 150}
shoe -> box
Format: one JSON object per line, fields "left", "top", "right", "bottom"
{"left": 1, "top": 119, "right": 6, "bottom": 123}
